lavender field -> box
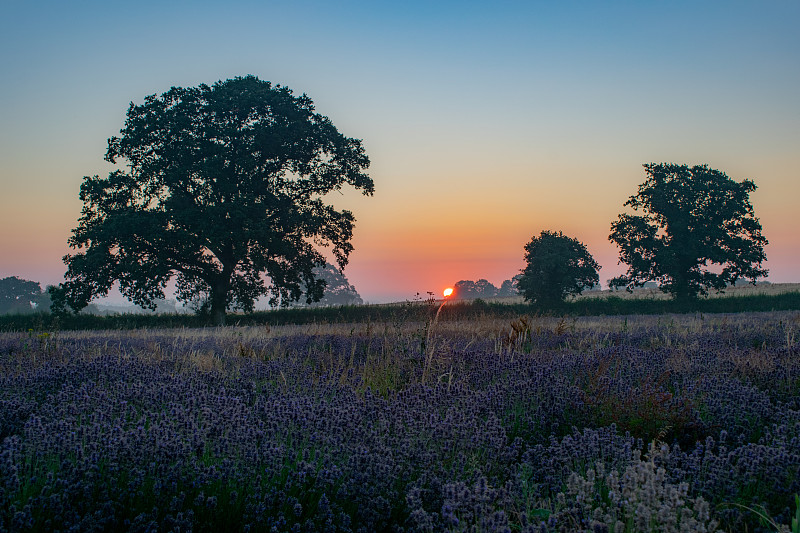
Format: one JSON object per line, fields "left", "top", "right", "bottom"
{"left": 1, "top": 312, "right": 799, "bottom": 532}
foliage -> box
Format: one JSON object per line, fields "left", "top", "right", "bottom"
{"left": 295, "top": 262, "right": 363, "bottom": 307}
{"left": 609, "top": 163, "right": 768, "bottom": 302}
{"left": 1, "top": 312, "right": 799, "bottom": 530}
{"left": 453, "top": 279, "right": 499, "bottom": 299}
{"left": 517, "top": 230, "right": 600, "bottom": 308}
{"left": 497, "top": 275, "right": 521, "bottom": 297}
{"left": 2, "top": 290, "right": 800, "bottom": 331}
{"left": 551, "top": 444, "right": 718, "bottom": 532}
{"left": 453, "top": 276, "right": 520, "bottom": 299}
{"left": 0, "top": 277, "right": 49, "bottom": 314}
{"left": 53, "top": 75, "right": 373, "bottom": 325}
{"left": 580, "top": 366, "right": 703, "bottom": 447}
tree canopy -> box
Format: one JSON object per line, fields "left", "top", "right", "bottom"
{"left": 0, "top": 276, "right": 45, "bottom": 314}
{"left": 297, "top": 262, "right": 363, "bottom": 307}
{"left": 609, "top": 163, "right": 767, "bottom": 302}
{"left": 497, "top": 276, "right": 521, "bottom": 298}
{"left": 452, "top": 277, "right": 520, "bottom": 299}
{"left": 517, "top": 230, "right": 600, "bottom": 307}
{"left": 53, "top": 76, "right": 373, "bottom": 325}
{"left": 453, "top": 279, "right": 499, "bottom": 299}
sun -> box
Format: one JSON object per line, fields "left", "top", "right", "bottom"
{"left": 443, "top": 287, "right": 454, "bottom": 298}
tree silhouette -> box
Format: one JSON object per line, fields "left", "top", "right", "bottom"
{"left": 609, "top": 163, "right": 767, "bottom": 302}
{"left": 300, "top": 262, "right": 363, "bottom": 307}
{"left": 453, "top": 279, "right": 499, "bottom": 299}
{"left": 52, "top": 76, "right": 372, "bottom": 325}
{"left": 497, "top": 275, "right": 521, "bottom": 297}
{"left": 0, "top": 276, "right": 43, "bottom": 314}
{"left": 517, "top": 231, "right": 600, "bottom": 307}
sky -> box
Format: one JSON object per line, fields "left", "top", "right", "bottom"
{"left": 1, "top": 1, "right": 798, "bottom": 304}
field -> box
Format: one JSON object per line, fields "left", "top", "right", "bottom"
{"left": 2, "top": 309, "right": 799, "bottom": 532}
{"left": 487, "top": 282, "right": 800, "bottom": 305}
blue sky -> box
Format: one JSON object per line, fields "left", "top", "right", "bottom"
{"left": 1, "top": 1, "right": 798, "bottom": 302}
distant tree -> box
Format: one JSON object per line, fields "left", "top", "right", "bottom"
{"left": 35, "top": 287, "right": 53, "bottom": 312}
{"left": 300, "top": 262, "right": 363, "bottom": 306}
{"left": 152, "top": 299, "right": 179, "bottom": 314}
{"left": 609, "top": 163, "right": 767, "bottom": 302}
{"left": 474, "top": 279, "right": 498, "bottom": 298}
{"left": 52, "top": 76, "right": 373, "bottom": 325}
{"left": 497, "top": 275, "right": 522, "bottom": 297}
{"left": 517, "top": 230, "right": 600, "bottom": 307}
{"left": 0, "top": 276, "right": 43, "bottom": 314}
{"left": 453, "top": 280, "right": 477, "bottom": 299}
{"left": 453, "top": 279, "right": 499, "bottom": 299}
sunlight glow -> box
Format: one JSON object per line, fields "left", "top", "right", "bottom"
{"left": 443, "top": 287, "right": 454, "bottom": 298}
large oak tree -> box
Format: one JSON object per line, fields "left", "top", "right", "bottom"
{"left": 609, "top": 163, "right": 767, "bottom": 302}
{"left": 53, "top": 76, "right": 373, "bottom": 325}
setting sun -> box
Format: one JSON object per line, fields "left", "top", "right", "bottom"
{"left": 443, "top": 287, "right": 454, "bottom": 298}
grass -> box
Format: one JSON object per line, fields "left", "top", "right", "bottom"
{"left": 2, "top": 309, "right": 799, "bottom": 530}
{"left": 1, "top": 285, "right": 799, "bottom": 332}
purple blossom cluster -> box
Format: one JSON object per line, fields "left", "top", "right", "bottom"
{"left": 1, "top": 311, "right": 798, "bottom": 531}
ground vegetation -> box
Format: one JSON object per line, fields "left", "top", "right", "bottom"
{"left": 1, "top": 311, "right": 798, "bottom": 531}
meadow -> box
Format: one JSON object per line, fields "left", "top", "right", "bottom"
{"left": 1, "top": 308, "right": 799, "bottom": 531}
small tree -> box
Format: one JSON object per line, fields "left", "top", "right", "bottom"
{"left": 609, "top": 163, "right": 767, "bottom": 302}
{"left": 518, "top": 231, "right": 600, "bottom": 307}
{"left": 53, "top": 76, "right": 373, "bottom": 325}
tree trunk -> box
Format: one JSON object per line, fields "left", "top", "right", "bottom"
{"left": 672, "top": 258, "right": 699, "bottom": 308}
{"left": 209, "top": 279, "right": 229, "bottom": 326}
{"left": 673, "top": 282, "right": 698, "bottom": 309}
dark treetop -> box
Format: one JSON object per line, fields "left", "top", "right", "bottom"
{"left": 54, "top": 76, "right": 373, "bottom": 325}
{"left": 609, "top": 163, "right": 767, "bottom": 302}
{"left": 517, "top": 230, "right": 600, "bottom": 308}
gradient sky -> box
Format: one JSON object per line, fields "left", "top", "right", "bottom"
{"left": 1, "top": 1, "right": 798, "bottom": 303}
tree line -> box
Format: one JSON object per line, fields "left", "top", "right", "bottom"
{"left": 514, "top": 163, "right": 767, "bottom": 308}
{"left": 0, "top": 277, "right": 51, "bottom": 315}
{"left": 3, "top": 76, "right": 768, "bottom": 321}
{"left": 451, "top": 278, "right": 521, "bottom": 300}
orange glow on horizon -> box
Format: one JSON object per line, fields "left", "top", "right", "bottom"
{"left": 443, "top": 287, "right": 454, "bottom": 298}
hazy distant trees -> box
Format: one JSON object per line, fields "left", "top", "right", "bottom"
{"left": 517, "top": 230, "right": 600, "bottom": 307}
{"left": 454, "top": 279, "right": 495, "bottom": 299}
{"left": 299, "top": 262, "right": 363, "bottom": 307}
{"left": 452, "top": 276, "right": 519, "bottom": 300}
{"left": 51, "top": 76, "right": 373, "bottom": 325}
{"left": 0, "top": 276, "right": 50, "bottom": 314}
{"left": 498, "top": 276, "right": 521, "bottom": 297}
{"left": 609, "top": 163, "right": 768, "bottom": 302}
